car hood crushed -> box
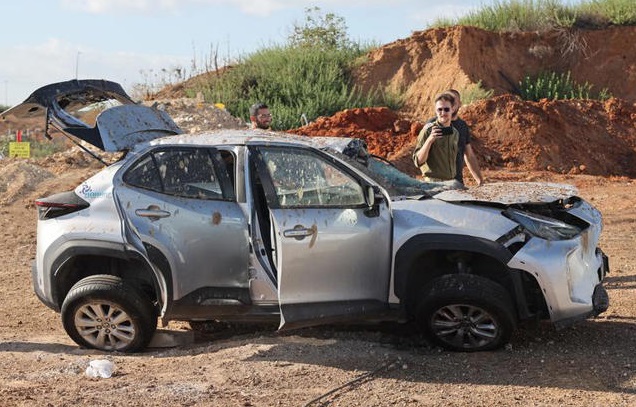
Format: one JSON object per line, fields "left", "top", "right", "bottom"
{"left": 1, "top": 79, "right": 182, "bottom": 152}
{"left": 434, "top": 181, "right": 579, "bottom": 205}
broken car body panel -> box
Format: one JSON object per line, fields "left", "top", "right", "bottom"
{"left": 434, "top": 181, "right": 579, "bottom": 205}
{"left": 2, "top": 79, "right": 182, "bottom": 152}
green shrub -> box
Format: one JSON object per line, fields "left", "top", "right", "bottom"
{"left": 189, "top": 44, "right": 401, "bottom": 130}
{"left": 179, "top": 7, "right": 402, "bottom": 130}
{"left": 518, "top": 71, "right": 612, "bottom": 101}
{"left": 460, "top": 81, "right": 495, "bottom": 105}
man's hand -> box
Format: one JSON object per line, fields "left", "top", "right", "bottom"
{"left": 430, "top": 126, "right": 443, "bottom": 140}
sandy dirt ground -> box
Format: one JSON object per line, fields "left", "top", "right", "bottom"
{"left": 0, "top": 164, "right": 634, "bottom": 407}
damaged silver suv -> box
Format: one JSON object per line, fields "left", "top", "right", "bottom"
{"left": 3, "top": 80, "right": 609, "bottom": 352}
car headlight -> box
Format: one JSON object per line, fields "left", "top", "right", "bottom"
{"left": 504, "top": 208, "right": 582, "bottom": 241}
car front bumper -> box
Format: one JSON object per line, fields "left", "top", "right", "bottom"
{"left": 508, "top": 228, "right": 609, "bottom": 326}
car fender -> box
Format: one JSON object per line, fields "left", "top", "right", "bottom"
{"left": 393, "top": 233, "right": 513, "bottom": 300}
{"left": 48, "top": 239, "right": 168, "bottom": 313}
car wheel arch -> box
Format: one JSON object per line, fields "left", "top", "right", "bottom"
{"left": 394, "top": 234, "right": 516, "bottom": 312}
{"left": 51, "top": 244, "right": 165, "bottom": 312}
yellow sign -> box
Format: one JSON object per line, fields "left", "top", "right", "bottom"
{"left": 9, "top": 142, "right": 31, "bottom": 158}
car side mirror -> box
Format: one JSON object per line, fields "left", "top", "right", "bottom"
{"left": 364, "top": 185, "right": 381, "bottom": 218}
{"left": 366, "top": 185, "right": 375, "bottom": 207}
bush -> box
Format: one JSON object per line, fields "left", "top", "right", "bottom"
{"left": 190, "top": 46, "right": 402, "bottom": 130}
{"left": 518, "top": 71, "right": 612, "bottom": 101}
{"left": 460, "top": 81, "right": 495, "bottom": 105}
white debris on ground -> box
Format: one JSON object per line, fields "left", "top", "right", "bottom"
{"left": 142, "top": 98, "right": 247, "bottom": 133}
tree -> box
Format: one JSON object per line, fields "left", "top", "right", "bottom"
{"left": 288, "top": 7, "right": 352, "bottom": 50}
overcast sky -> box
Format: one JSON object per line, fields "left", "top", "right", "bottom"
{"left": 0, "top": 0, "right": 580, "bottom": 106}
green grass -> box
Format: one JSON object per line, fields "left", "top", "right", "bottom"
{"left": 518, "top": 71, "right": 612, "bottom": 101}
{"left": 0, "top": 137, "right": 69, "bottom": 159}
{"left": 460, "top": 81, "right": 495, "bottom": 105}
{"left": 432, "top": 0, "right": 636, "bottom": 31}
{"left": 188, "top": 45, "right": 403, "bottom": 130}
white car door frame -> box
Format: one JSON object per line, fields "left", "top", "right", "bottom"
{"left": 250, "top": 145, "right": 393, "bottom": 330}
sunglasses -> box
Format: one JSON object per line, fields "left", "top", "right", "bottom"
{"left": 436, "top": 107, "right": 451, "bottom": 113}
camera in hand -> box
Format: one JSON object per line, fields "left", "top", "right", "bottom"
{"left": 436, "top": 126, "right": 453, "bottom": 136}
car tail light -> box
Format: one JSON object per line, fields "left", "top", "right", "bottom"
{"left": 35, "top": 191, "right": 90, "bottom": 220}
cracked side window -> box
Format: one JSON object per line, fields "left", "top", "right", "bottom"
{"left": 124, "top": 148, "right": 228, "bottom": 200}
{"left": 260, "top": 148, "right": 365, "bottom": 208}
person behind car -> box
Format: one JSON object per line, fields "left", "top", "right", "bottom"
{"left": 446, "top": 89, "right": 484, "bottom": 186}
{"left": 413, "top": 93, "right": 460, "bottom": 182}
{"left": 420, "top": 89, "right": 484, "bottom": 186}
{"left": 249, "top": 102, "right": 272, "bottom": 130}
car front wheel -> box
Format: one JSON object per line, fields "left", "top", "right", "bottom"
{"left": 416, "top": 274, "right": 515, "bottom": 352}
{"left": 61, "top": 275, "right": 157, "bottom": 352}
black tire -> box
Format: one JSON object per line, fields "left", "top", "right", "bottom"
{"left": 61, "top": 275, "right": 157, "bottom": 352}
{"left": 416, "top": 274, "right": 515, "bottom": 352}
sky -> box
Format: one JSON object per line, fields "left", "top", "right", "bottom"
{"left": 0, "top": 0, "right": 520, "bottom": 106}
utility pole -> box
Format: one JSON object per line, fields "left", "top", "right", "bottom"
{"left": 75, "top": 51, "right": 82, "bottom": 79}
{"left": 3, "top": 80, "right": 7, "bottom": 106}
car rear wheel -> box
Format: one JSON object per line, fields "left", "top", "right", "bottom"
{"left": 61, "top": 275, "right": 157, "bottom": 352}
{"left": 416, "top": 274, "right": 515, "bottom": 352}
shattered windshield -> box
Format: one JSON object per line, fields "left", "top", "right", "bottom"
{"left": 365, "top": 156, "right": 461, "bottom": 198}
{"left": 323, "top": 147, "right": 460, "bottom": 199}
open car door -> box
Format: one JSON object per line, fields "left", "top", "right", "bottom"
{"left": 251, "top": 145, "right": 393, "bottom": 330}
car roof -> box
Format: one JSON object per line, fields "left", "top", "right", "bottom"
{"left": 142, "top": 128, "right": 358, "bottom": 152}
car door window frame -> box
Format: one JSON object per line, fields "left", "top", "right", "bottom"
{"left": 250, "top": 145, "right": 369, "bottom": 210}
{"left": 122, "top": 146, "right": 236, "bottom": 201}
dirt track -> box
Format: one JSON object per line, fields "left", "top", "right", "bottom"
{"left": 0, "top": 165, "right": 634, "bottom": 406}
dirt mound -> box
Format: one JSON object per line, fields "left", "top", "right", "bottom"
{"left": 354, "top": 26, "right": 636, "bottom": 119}
{"left": 292, "top": 96, "right": 636, "bottom": 179}
{"left": 463, "top": 95, "right": 636, "bottom": 177}
{"left": 288, "top": 107, "right": 415, "bottom": 157}
{"left": 0, "top": 160, "right": 54, "bottom": 205}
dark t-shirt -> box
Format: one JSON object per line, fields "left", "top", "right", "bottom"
{"left": 426, "top": 117, "right": 471, "bottom": 183}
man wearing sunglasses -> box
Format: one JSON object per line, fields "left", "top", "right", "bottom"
{"left": 413, "top": 93, "right": 460, "bottom": 182}
{"left": 446, "top": 89, "right": 484, "bottom": 187}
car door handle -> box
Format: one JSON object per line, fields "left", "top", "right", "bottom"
{"left": 283, "top": 225, "right": 315, "bottom": 239}
{"left": 135, "top": 207, "right": 171, "bottom": 219}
